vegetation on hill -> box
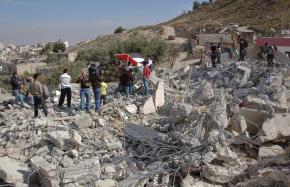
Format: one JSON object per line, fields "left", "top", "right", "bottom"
{"left": 43, "top": 31, "right": 178, "bottom": 88}
{"left": 166, "top": 0, "right": 290, "bottom": 37}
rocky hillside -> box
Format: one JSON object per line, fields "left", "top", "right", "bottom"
{"left": 69, "top": 0, "right": 290, "bottom": 53}
{"left": 165, "top": 0, "right": 290, "bottom": 36}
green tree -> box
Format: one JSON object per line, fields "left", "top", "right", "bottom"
{"left": 193, "top": 1, "right": 201, "bottom": 9}
{"left": 40, "top": 43, "right": 53, "bottom": 55}
{"left": 167, "top": 45, "right": 180, "bottom": 69}
{"left": 114, "top": 26, "right": 126, "bottom": 34}
{"left": 53, "top": 42, "right": 66, "bottom": 53}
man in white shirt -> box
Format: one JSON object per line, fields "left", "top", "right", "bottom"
{"left": 58, "top": 69, "right": 72, "bottom": 108}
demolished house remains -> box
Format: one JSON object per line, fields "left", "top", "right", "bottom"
{"left": 0, "top": 51, "right": 290, "bottom": 187}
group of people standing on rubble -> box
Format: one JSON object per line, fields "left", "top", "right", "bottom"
{"left": 10, "top": 72, "right": 48, "bottom": 117}
{"left": 118, "top": 55, "right": 153, "bottom": 100}
{"left": 10, "top": 55, "right": 153, "bottom": 118}
{"left": 210, "top": 35, "right": 249, "bottom": 67}
{"left": 210, "top": 35, "right": 277, "bottom": 68}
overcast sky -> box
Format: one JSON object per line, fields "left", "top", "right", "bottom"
{"left": 0, "top": 0, "right": 205, "bottom": 45}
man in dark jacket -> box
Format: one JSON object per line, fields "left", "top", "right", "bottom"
{"left": 10, "top": 72, "right": 24, "bottom": 108}
{"left": 210, "top": 43, "right": 218, "bottom": 68}
{"left": 237, "top": 35, "right": 247, "bottom": 61}
{"left": 90, "top": 72, "right": 102, "bottom": 112}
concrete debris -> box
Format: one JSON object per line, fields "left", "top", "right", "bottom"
{"left": 73, "top": 113, "right": 93, "bottom": 129}
{"left": 46, "top": 130, "right": 73, "bottom": 151}
{"left": 94, "top": 179, "right": 116, "bottom": 187}
{"left": 141, "top": 96, "right": 156, "bottom": 114}
{"left": 125, "top": 104, "right": 138, "bottom": 114}
{"left": 198, "top": 81, "right": 214, "bottom": 100}
{"left": 202, "top": 164, "right": 240, "bottom": 184}
{"left": 255, "top": 114, "right": 290, "bottom": 143}
{"left": 1, "top": 55, "right": 290, "bottom": 186}
{"left": 216, "top": 146, "right": 238, "bottom": 163}
{"left": 228, "top": 115, "right": 247, "bottom": 133}
{"left": 0, "top": 157, "right": 31, "bottom": 184}
{"left": 181, "top": 175, "right": 222, "bottom": 187}
{"left": 258, "top": 144, "right": 285, "bottom": 159}
{"left": 154, "top": 81, "right": 165, "bottom": 108}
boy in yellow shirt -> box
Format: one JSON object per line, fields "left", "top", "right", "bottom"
{"left": 100, "top": 78, "right": 107, "bottom": 106}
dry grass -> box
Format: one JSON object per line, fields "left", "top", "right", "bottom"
{"left": 165, "top": 0, "right": 290, "bottom": 37}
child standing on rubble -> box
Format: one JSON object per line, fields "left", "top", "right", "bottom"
{"left": 100, "top": 78, "right": 107, "bottom": 106}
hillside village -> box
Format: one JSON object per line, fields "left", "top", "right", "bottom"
{"left": 1, "top": 0, "right": 290, "bottom": 187}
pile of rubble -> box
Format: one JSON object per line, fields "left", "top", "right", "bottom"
{"left": 1, "top": 56, "right": 290, "bottom": 187}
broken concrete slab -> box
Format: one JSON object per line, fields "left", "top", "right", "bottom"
{"left": 154, "top": 81, "right": 165, "bottom": 108}
{"left": 258, "top": 145, "right": 285, "bottom": 160}
{"left": 255, "top": 114, "right": 290, "bottom": 143}
{"left": 208, "top": 94, "right": 228, "bottom": 129}
{"left": 233, "top": 88, "right": 258, "bottom": 97}
{"left": 30, "top": 156, "right": 50, "bottom": 171}
{"left": 239, "top": 107, "right": 268, "bottom": 134}
{"left": 243, "top": 96, "right": 288, "bottom": 113}
{"left": 46, "top": 130, "right": 73, "bottom": 151}
{"left": 228, "top": 115, "right": 247, "bottom": 133}
{"left": 73, "top": 114, "right": 92, "bottom": 129}
{"left": 216, "top": 146, "right": 238, "bottom": 163}
{"left": 198, "top": 81, "right": 214, "bottom": 100}
{"left": 95, "top": 179, "right": 116, "bottom": 187}
{"left": 202, "top": 164, "right": 239, "bottom": 184}
{"left": 60, "top": 159, "right": 101, "bottom": 184}
{"left": 125, "top": 123, "right": 162, "bottom": 143}
{"left": 141, "top": 96, "right": 156, "bottom": 115}
{"left": 69, "top": 129, "right": 83, "bottom": 147}
{"left": 181, "top": 175, "right": 222, "bottom": 187}
{"left": 125, "top": 104, "right": 138, "bottom": 114}
{"left": 0, "top": 157, "right": 31, "bottom": 184}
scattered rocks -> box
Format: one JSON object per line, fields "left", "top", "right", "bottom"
{"left": 1, "top": 57, "right": 290, "bottom": 186}
{"left": 258, "top": 145, "right": 285, "bottom": 159}
{"left": 0, "top": 157, "right": 31, "bottom": 184}
{"left": 73, "top": 114, "right": 92, "bottom": 129}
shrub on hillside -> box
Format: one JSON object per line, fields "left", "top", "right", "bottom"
{"left": 114, "top": 27, "right": 126, "bottom": 34}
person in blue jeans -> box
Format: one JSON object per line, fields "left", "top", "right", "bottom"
{"left": 10, "top": 72, "right": 24, "bottom": 108}
{"left": 120, "top": 69, "right": 134, "bottom": 100}
{"left": 89, "top": 72, "right": 102, "bottom": 112}
{"left": 77, "top": 71, "right": 91, "bottom": 111}
{"left": 143, "top": 61, "right": 151, "bottom": 95}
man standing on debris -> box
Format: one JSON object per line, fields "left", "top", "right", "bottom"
{"left": 237, "top": 35, "right": 248, "bottom": 61}
{"left": 10, "top": 72, "right": 24, "bottom": 108}
{"left": 120, "top": 68, "right": 133, "bottom": 100}
{"left": 77, "top": 70, "right": 91, "bottom": 111}
{"left": 217, "top": 43, "right": 222, "bottom": 64}
{"left": 30, "top": 73, "right": 48, "bottom": 117}
{"left": 264, "top": 43, "right": 275, "bottom": 67}
{"left": 58, "top": 69, "right": 72, "bottom": 109}
{"left": 89, "top": 64, "right": 102, "bottom": 112}
{"left": 143, "top": 60, "right": 151, "bottom": 95}
{"left": 210, "top": 43, "right": 218, "bottom": 68}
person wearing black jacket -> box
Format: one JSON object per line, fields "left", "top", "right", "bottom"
{"left": 210, "top": 43, "right": 218, "bottom": 68}
{"left": 10, "top": 72, "right": 24, "bottom": 108}
{"left": 120, "top": 69, "right": 134, "bottom": 100}
{"left": 90, "top": 72, "right": 102, "bottom": 112}
{"left": 237, "top": 35, "right": 248, "bottom": 61}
